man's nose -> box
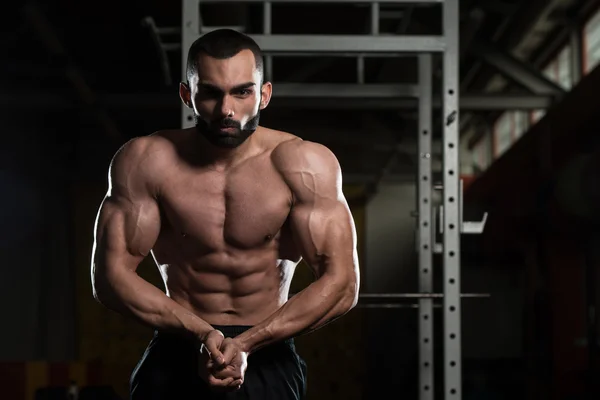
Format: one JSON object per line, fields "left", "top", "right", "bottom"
{"left": 218, "top": 95, "right": 234, "bottom": 118}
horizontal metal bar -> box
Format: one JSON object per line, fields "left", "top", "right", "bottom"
{"left": 273, "top": 85, "right": 553, "bottom": 108}
{"left": 202, "top": 26, "right": 246, "bottom": 34}
{"left": 1, "top": 91, "right": 550, "bottom": 111}
{"left": 357, "top": 304, "right": 444, "bottom": 309}
{"left": 259, "top": 52, "right": 418, "bottom": 58}
{"left": 342, "top": 173, "right": 424, "bottom": 184}
{"left": 471, "top": 39, "right": 565, "bottom": 95}
{"left": 228, "top": 34, "right": 446, "bottom": 53}
{"left": 360, "top": 293, "right": 490, "bottom": 299}
{"left": 274, "top": 83, "right": 420, "bottom": 98}
{"left": 460, "top": 93, "right": 553, "bottom": 110}
{"left": 197, "top": 0, "right": 442, "bottom": 3}
{"left": 162, "top": 43, "right": 420, "bottom": 58}
{"left": 270, "top": 96, "right": 550, "bottom": 110}
{"left": 289, "top": 292, "right": 490, "bottom": 299}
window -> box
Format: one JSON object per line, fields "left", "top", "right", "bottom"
{"left": 494, "top": 112, "right": 513, "bottom": 158}
{"left": 556, "top": 45, "right": 573, "bottom": 89}
{"left": 541, "top": 45, "right": 572, "bottom": 89}
{"left": 584, "top": 7, "right": 600, "bottom": 73}
{"left": 543, "top": 60, "right": 556, "bottom": 82}
{"left": 514, "top": 111, "right": 529, "bottom": 140}
{"left": 530, "top": 109, "right": 546, "bottom": 124}
{"left": 473, "top": 134, "right": 491, "bottom": 172}
{"left": 472, "top": 135, "right": 492, "bottom": 171}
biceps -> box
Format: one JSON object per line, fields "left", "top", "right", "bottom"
{"left": 290, "top": 201, "right": 356, "bottom": 275}
{"left": 93, "top": 195, "right": 161, "bottom": 276}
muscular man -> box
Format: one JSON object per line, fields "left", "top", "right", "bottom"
{"left": 91, "top": 28, "right": 360, "bottom": 399}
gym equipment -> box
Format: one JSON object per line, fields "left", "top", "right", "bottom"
{"left": 175, "top": 1, "right": 488, "bottom": 398}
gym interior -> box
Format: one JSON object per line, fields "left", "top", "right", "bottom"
{"left": 2, "top": 0, "right": 600, "bottom": 399}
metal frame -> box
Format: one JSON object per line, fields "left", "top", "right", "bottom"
{"left": 182, "top": 0, "right": 199, "bottom": 128}
{"left": 195, "top": 0, "right": 442, "bottom": 3}
{"left": 181, "top": 1, "right": 470, "bottom": 398}
{"left": 442, "top": 2, "right": 462, "bottom": 397}
{"left": 471, "top": 39, "right": 565, "bottom": 96}
{"left": 236, "top": 35, "right": 447, "bottom": 53}
{"left": 418, "top": 53, "right": 434, "bottom": 400}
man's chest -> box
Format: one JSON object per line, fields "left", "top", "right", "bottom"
{"left": 157, "top": 165, "right": 293, "bottom": 250}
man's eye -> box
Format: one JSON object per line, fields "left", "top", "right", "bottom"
{"left": 238, "top": 89, "right": 252, "bottom": 96}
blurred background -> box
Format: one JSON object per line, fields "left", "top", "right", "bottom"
{"left": 1, "top": 0, "right": 600, "bottom": 399}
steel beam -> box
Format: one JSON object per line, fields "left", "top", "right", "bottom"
{"left": 197, "top": 0, "right": 443, "bottom": 3}
{"left": 271, "top": 84, "right": 551, "bottom": 108}
{"left": 418, "top": 53, "right": 434, "bottom": 400}
{"left": 471, "top": 39, "right": 566, "bottom": 95}
{"left": 181, "top": 0, "right": 199, "bottom": 129}
{"left": 458, "top": 93, "right": 552, "bottom": 109}
{"left": 0, "top": 91, "right": 552, "bottom": 111}
{"left": 237, "top": 34, "right": 447, "bottom": 53}
{"left": 570, "top": 27, "right": 582, "bottom": 84}
{"left": 271, "top": 92, "right": 551, "bottom": 110}
{"left": 442, "top": 1, "right": 461, "bottom": 398}
{"left": 274, "top": 83, "right": 421, "bottom": 98}
{"left": 342, "top": 173, "right": 426, "bottom": 185}
{"left": 263, "top": 2, "right": 273, "bottom": 82}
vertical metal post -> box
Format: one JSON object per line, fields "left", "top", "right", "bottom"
{"left": 371, "top": 3, "right": 379, "bottom": 34}
{"left": 443, "top": 0, "right": 462, "bottom": 398}
{"left": 264, "top": 2, "right": 273, "bottom": 82}
{"left": 418, "top": 53, "right": 434, "bottom": 400}
{"left": 181, "top": 0, "right": 200, "bottom": 128}
{"left": 357, "top": 56, "right": 365, "bottom": 83}
{"left": 357, "top": 2, "right": 379, "bottom": 84}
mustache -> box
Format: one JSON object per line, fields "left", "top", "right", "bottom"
{"left": 215, "top": 118, "right": 241, "bottom": 129}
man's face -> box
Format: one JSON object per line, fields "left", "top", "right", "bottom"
{"left": 181, "top": 49, "right": 271, "bottom": 148}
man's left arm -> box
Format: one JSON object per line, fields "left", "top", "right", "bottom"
{"left": 236, "top": 139, "right": 360, "bottom": 354}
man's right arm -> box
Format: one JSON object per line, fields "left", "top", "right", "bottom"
{"left": 90, "top": 137, "right": 214, "bottom": 342}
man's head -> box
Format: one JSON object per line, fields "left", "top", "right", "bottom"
{"left": 180, "top": 29, "right": 272, "bottom": 149}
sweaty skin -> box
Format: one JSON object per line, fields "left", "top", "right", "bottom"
{"left": 91, "top": 127, "right": 360, "bottom": 353}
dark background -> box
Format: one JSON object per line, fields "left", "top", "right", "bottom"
{"left": 1, "top": 0, "right": 600, "bottom": 399}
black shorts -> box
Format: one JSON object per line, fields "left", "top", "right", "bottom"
{"left": 130, "top": 325, "right": 307, "bottom": 400}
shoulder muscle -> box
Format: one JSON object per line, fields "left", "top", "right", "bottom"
{"left": 108, "top": 135, "right": 171, "bottom": 200}
{"left": 271, "top": 139, "right": 342, "bottom": 204}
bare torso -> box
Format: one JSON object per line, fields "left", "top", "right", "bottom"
{"left": 150, "top": 128, "right": 303, "bottom": 326}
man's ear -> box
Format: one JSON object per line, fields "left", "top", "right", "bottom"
{"left": 180, "top": 82, "right": 192, "bottom": 108}
{"left": 259, "top": 82, "right": 272, "bottom": 110}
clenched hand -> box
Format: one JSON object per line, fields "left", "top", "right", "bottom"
{"left": 211, "top": 337, "right": 249, "bottom": 384}
{"left": 198, "top": 330, "right": 245, "bottom": 392}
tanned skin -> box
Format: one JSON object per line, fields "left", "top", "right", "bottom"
{"left": 91, "top": 49, "right": 360, "bottom": 392}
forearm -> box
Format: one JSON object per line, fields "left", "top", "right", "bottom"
{"left": 236, "top": 274, "right": 358, "bottom": 354}
{"left": 93, "top": 268, "right": 214, "bottom": 341}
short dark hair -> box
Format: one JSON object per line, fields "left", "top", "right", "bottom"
{"left": 186, "top": 29, "right": 264, "bottom": 84}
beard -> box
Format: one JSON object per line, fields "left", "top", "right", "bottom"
{"left": 194, "top": 110, "right": 261, "bottom": 149}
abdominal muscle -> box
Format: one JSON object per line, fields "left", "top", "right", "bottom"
{"left": 154, "top": 249, "right": 298, "bottom": 326}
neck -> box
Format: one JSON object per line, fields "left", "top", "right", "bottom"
{"left": 189, "top": 127, "right": 258, "bottom": 170}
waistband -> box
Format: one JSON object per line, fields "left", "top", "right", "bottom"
{"left": 155, "top": 325, "right": 294, "bottom": 347}
{"left": 211, "top": 325, "right": 253, "bottom": 338}
{"left": 210, "top": 325, "right": 295, "bottom": 347}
